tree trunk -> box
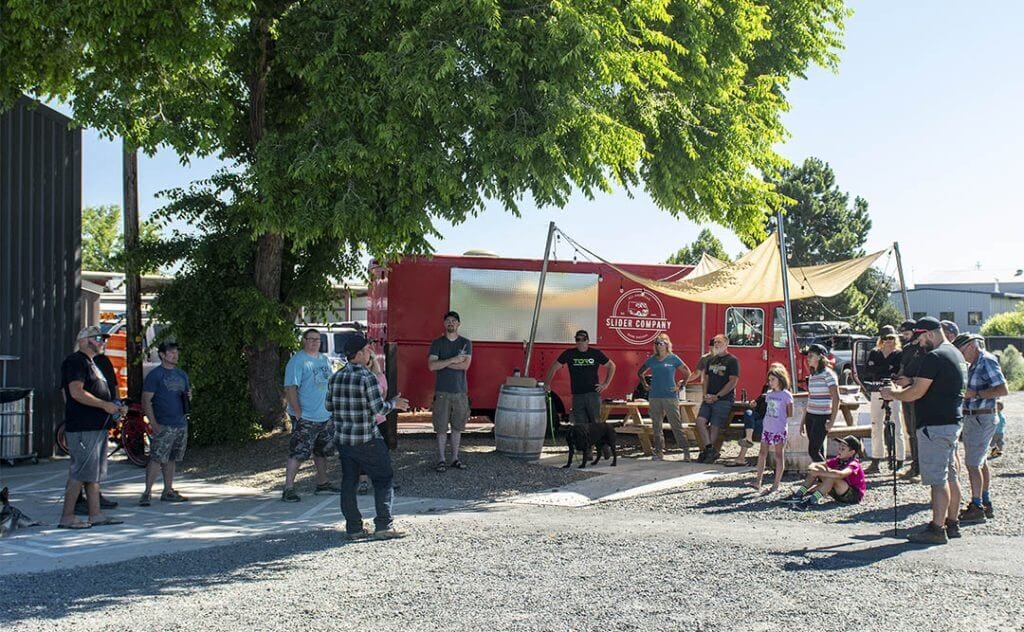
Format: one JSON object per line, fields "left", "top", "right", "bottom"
{"left": 122, "top": 144, "right": 144, "bottom": 402}
{"left": 246, "top": 14, "right": 286, "bottom": 430}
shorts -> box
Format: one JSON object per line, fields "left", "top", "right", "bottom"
{"left": 917, "top": 423, "right": 961, "bottom": 487}
{"left": 761, "top": 430, "right": 787, "bottom": 446}
{"left": 66, "top": 429, "right": 108, "bottom": 483}
{"left": 570, "top": 392, "right": 601, "bottom": 425}
{"left": 288, "top": 417, "right": 336, "bottom": 460}
{"left": 432, "top": 392, "right": 469, "bottom": 433}
{"left": 961, "top": 414, "right": 997, "bottom": 468}
{"left": 150, "top": 425, "right": 188, "bottom": 463}
{"left": 829, "top": 485, "right": 862, "bottom": 504}
{"left": 698, "top": 399, "right": 733, "bottom": 429}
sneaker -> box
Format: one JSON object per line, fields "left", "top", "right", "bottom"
{"left": 864, "top": 461, "right": 880, "bottom": 474}
{"left": 798, "top": 493, "right": 824, "bottom": 507}
{"left": 281, "top": 487, "right": 301, "bottom": 502}
{"left": 907, "top": 522, "right": 948, "bottom": 545}
{"left": 651, "top": 453, "right": 663, "bottom": 462}
{"left": 958, "top": 503, "right": 987, "bottom": 524}
{"left": 705, "top": 451, "right": 721, "bottom": 464}
{"left": 983, "top": 502, "right": 994, "bottom": 520}
{"left": 357, "top": 480, "right": 370, "bottom": 495}
{"left": 373, "top": 527, "right": 407, "bottom": 540}
{"left": 944, "top": 519, "right": 961, "bottom": 539}
{"left": 160, "top": 489, "right": 188, "bottom": 503}
{"left": 900, "top": 467, "right": 920, "bottom": 480}
{"left": 138, "top": 491, "right": 151, "bottom": 507}
{"left": 781, "top": 492, "right": 805, "bottom": 505}
{"left": 314, "top": 482, "right": 342, "bottom": 495}
{"left": 344, "top": 528, "right": 371, "bottom": 541}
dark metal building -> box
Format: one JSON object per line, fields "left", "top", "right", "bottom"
{"left": 1, "top": 96, "right": 82, "bottom": 457}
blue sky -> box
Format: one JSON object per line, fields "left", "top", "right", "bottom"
{"left": 76, "top": 1, "right": 1023, "bottom": 284}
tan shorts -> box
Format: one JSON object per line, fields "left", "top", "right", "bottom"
{"left": 432, "top": 392, "right": 469, "bottom": 433}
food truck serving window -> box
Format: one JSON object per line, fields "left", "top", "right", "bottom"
{"left": 450, "top": 268, "right": 599, "bottom": 343}
{"left": 725, "top": 307, "right": 764, "bottom": 347}
{"left": 773, "top": 307, "right": 789, "bottom": 349}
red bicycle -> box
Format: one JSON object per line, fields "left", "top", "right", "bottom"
{"left": 55, "top": 401, "right": 151, "bottom": 467}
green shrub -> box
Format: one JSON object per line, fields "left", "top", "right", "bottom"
{"left": 980, "top": 304, "right": 1024, "bottom": 337}
{"left": 997, "top": 345, "right": 1024, "bottom": 391}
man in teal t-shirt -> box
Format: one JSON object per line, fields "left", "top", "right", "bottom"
{"left": 281, "top": 329, "right": 339, "bottom": 502}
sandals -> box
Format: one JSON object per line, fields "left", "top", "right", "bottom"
{"left": 57, "top": 521, "right": 91, "bottom": 530}
{"left": 88, "top": 518, "right": 124, "bottom": 527}
{"left": 449, "top": 460, "right": 467, "bottom": 470}
{"left": 435, "top": 461, "right": 447, "bottom": 473}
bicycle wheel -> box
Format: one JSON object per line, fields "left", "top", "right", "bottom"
{"left": 55, "top": 423, "right": 69, "bottom": 455}
{"left": 121, "top": 415, "right": 151, "bottom": 467}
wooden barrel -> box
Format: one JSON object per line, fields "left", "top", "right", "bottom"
{"left": 494, "top": 385, "right": 548, "bottom": 460}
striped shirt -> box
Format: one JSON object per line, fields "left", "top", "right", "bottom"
{"left": 965, "top": 349, "right": 1005, "bottom": 413}
{"left": 806, "top": 368, "right": 838, "bottom": 416}
{"left": 326, "top": 362, "right": 395, "bottom": 446}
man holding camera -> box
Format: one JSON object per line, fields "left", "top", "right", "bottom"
{"left": 883, "top": 317, "right": 968, "bottom": 545}
{"left": 953, "top": 333, "right": 1008, "bottom": 524}
{"left": 895, "top": 319, "right": 925, "bottom": 478}
{"left": 139, "top": 342, "right": 192, "bottom": 506}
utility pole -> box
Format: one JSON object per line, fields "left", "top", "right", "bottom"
{"left": 893, "top": 242, "right": 911, "bottom": 319}
{"left": 123, "top": 143, "right": 144, "bottom": 402}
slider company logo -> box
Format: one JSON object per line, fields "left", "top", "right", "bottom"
{"left": 605, "top": 289, "right": 670, "bottom": 345}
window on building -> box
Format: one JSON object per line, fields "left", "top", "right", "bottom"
{"left": 912, "top": 312, "right": 927, "bottom": 320}
{"left": 939, "top": 311, "right": 955, "bottom": 323}
{"left": 773, "top": 307, "right": 789, "bottom": 349}
{"left": 968, "top": 311, "right": 983, "bottom": 326}
{"left": 725, "top": 307, "right": 764, "bottom": 347}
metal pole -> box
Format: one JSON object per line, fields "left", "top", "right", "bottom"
{"left": 776, "top": 211, "right": 799, "bottom": 389}
{"left": 700, "top": 304, "right": 707, "bottom": 351}
{"left": 893, "top": 241, "right": 911, "bottom": 319}
{"left": 524, "top": 221, "right": 556, "bottom": 377}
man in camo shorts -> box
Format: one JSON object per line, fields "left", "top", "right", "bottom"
{"left": 282, "top": 329, "right": 340, "bottom": 502}
{"left": 140, "top": 342, "right": 192, "bottom": 506}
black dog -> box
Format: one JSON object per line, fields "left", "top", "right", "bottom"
{"left": 562, "top": 422, "right": 617, "bottom": 469}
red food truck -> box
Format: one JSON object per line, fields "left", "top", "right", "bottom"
{"left": 368, "top": 253, "right": 795, "bottom": 419}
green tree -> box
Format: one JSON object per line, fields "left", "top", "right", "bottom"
{"left": 980, "top": 303, "right": 1024, "bottom": 337}
{"left": 3, "top": 0, "right": 850, "bottom": 436}
{"left": 666, "top": 229, "right": 732, "bottom": 266}
{"left": 81, "top": 204, "right": 162, "bottom": 273}
{"left": 743, "top": 157, "right": 897, "bottom": 333}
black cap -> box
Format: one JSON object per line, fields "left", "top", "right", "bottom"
{"left": 835, "top": 435, "right": 863, "bottom": 454}
{"left": 878, "top": 325, "right": 897, "bottom": 337}
{"left": 343, "top": 334, "right": 369, "bottom": 356}
{"left": 443, "top": 311, "right": 460, "bottom": 322}
{"left": 157, "top": 341, "right": 179, "bottom": 354}
{"left": 574, "top": 330, "right": 589, "bottom": 340}
{"left": 915, "top": 316, "right": 942, "bottom": 332}
{"left": 941, "top": 320, "right": 959, "bottom": 336}
{"left": 898, "top": 319, "right": 916, "bottom": 333}
{"left": 803, "top": 343, "right": 829, "bottom": 356}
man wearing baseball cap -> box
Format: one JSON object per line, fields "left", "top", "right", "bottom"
{"left": 543, "top": 329, "right": 617, "bottom": 426}
{"left": 883, "top": 317, "right": 969, "bottom": 544}
{"left": 953, "top": 333, "right": 1008, "bottom": 524}
{"left": 328, "top": 334, "right": 410, "bottom": 540}
{"left": 57, "top": 326, "right": 127, "bottom": 529}
{"left": 941, "top": 320, "right": 960, "bottom": 343}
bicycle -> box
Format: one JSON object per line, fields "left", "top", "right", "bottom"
{"left": 55, "top": 400, "right": 151, "bottom": 467}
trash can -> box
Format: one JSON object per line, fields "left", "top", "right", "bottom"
{"left": 0, "top": 387, "right": 36, "bottom": 464}
{"left": 494, "top": 385, "right": 548, "bottom": 460}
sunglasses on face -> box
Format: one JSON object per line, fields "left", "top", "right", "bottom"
{"left": 654, "top": 341, "right": 667, "bottom": 346}
{"left": 91, "top": 336, "right": 106, "bottom": 342}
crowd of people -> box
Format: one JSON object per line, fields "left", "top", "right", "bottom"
{"left": 54, "top": 308, "right": 1008, "bottom": 545}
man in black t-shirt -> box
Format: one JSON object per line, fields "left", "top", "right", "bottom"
{"left": 58, "top": 326, "right": 127, "bottom": 529}
{"left": 696, "top": 334, "right": 740, "bottom": 464}
{"left": 544, "top": 330, "right": 617, "bottom": 426}
{"left": 895, "top": 319, "right": 925, "bottom": 477}
{"left": 883, "top": 317, "right": 968, "bottom": 545}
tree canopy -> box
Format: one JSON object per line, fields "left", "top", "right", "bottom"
{"left": 81, "top": 205, "right": 161, "bottom": 273}
{"left": 2, "top": 0, "right": 851, "bottom": 436}
{"left": 666, "top": 228, "right": 732, "bottom": 266}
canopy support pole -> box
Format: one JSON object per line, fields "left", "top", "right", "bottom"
{"left": 893, "top": 241, "right": 911, "bottom": 319}
{"left": 776, "top": 211, "right": 799, "bottom": 390}
{"left": 524, "top": 221, "right": 556, "bottom": 377}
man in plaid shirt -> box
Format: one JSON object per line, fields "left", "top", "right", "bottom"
{"left": 953, "top": 333, "right": 1008, "bottom": 524}
{"left": 327, "top": 334, "right": 409, "bottom": 540}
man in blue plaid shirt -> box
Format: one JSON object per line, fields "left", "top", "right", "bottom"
{"left": 327, "top": 334, "right": 409, "bottom": 540}
{"left": 953, "top": 333, "right": 1008, "bottom": 524}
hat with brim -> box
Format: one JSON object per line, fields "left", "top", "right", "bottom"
{"left": 952, "top": 333, "right": 983, "bottom": 348}
{"left": 803, "top": 343, "right": 829, "bottom": 357}
{"left": 878, "top": 325, "right": 897, "bottom": 338}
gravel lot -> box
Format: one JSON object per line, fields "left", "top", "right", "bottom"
{"left": 606, "top": 391, "right": 1024, "bottom": 538}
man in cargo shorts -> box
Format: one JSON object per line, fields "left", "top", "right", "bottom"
{"left": 696, "top": 335, "right": 740, "bottom": 464}
{"left": 139, "top": 342, "right": 192, "bottom": 506}
{"left": 953, "top": 333, "right": 1007, "bottom": 523}
{"left": 883, "top": 317, "right": 968, "bottom": 545}
{"left": 282, "top": 329, "right": 340, "bottom": 502}
{"left": 429, "top": 311, "right": 473, "bottom": 472}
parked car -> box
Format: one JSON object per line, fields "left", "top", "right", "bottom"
{"left": 808, "top": 333, "right": 873, "bottom": 384}
{"left": 793, "top": 320, "right": 851, "bottom": 350}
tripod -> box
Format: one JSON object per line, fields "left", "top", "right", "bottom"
{"left": 881, "top": 396, "right": 898, "bottom": 536}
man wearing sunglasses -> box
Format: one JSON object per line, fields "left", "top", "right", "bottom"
{"left": 544, "top": 330, "right": 616, "bottom": 426}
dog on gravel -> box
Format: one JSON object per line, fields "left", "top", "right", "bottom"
{"left": 562, "top": 422, "right": 617, "bottom": 469}
{"left": 0, "top": 487, "right": 43, "bottom": 537}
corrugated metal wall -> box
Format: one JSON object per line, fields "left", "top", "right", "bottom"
{"left": 1, "top": 96, "right": 82, "bottom": 458}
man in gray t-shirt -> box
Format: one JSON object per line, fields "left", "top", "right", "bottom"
{"left": 428, "top": 311, "right": 473, "bottom": 472}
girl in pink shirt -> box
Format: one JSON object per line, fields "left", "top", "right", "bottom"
{"left": 748, "top": 365, "right": 793, "bottom": 494}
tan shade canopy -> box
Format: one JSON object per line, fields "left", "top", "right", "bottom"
{"left": 566, "top": 231, "right": 888, "bottom": 305}
{"left": 683, "top": 253, "right": 730, "bottom": 279}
